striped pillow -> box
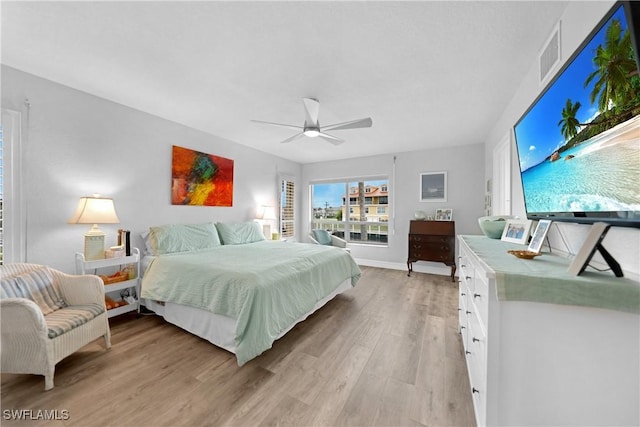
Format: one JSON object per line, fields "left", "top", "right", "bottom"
{"left": 0, "top": 267, "right": 66, "bottom": 315}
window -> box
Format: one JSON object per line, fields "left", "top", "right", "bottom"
{"left": 0, "top": 109, "right": 25, "bottom": 264}
{"left": 280, "top": 176, "right": 295, "bottom": 239}
{"left": 310, "top": 177, "right": 390, "bottom": 245}
{"left": 1, "top": 109, "right": 25, "bottom": 264}
{"left": 0, "top": 123, "right": 3, "bottom": 264}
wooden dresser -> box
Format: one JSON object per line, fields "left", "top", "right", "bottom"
{"left": 407, "top": 220, "right": 456, "bottom": 281}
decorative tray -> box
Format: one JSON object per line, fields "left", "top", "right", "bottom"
{"left": 507, "top": 250, "right": 542, "bottom": 260}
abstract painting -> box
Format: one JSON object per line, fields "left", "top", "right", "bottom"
{"left": 171, "top": 145, "right": 234, "bottom": 206}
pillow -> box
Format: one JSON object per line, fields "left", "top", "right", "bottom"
{"left": 312, "top": 229, "right": 332, "bottom": 245}
{"left": 148, "top": 222, "right": 221, "bottom": 255}
{"left": 0, "top": 267, "right": 66, "bottom": 315}
{"left": 216, "top": 221, "right": 265, "bottom": 245}
{"left": 140, "top": 230, "right": 153, "bottom": 255}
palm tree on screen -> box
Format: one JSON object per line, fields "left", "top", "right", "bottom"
{"left": 584, "top": 19, "right": 636, "bottom": 113}
{"left": 558, "top": 98, "right": 582, "bottom": 141}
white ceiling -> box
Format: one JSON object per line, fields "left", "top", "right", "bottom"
{"left": 1, "top": 1, "right": 569, "bottom": 164}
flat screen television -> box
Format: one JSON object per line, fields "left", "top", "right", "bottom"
{"left": 513, "top": 1, "right": 640, "bottom": 228}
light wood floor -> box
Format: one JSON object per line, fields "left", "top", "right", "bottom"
{"left": 1, "top": 267, "right": 476, "bottom": 427}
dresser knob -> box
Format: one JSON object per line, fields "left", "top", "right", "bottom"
{"left": 472, "top": 388, "right": 480, "bottom": 394}
{"left": 472, "top": 337, "right": 480, "bottom": 343}
{"left": 465, "top": 350, "right": 472, "bottom": 355}
{"left": 466, "top": 276, "right": 471, "bottom": 280}
{"left": 461, "top": 292, "right": 466, "bottom": 296}
{"left": 473, "top": 293, "right": 481, "bottom": 299}
{"left": 466, "top": 311, "right": 471, "bottom": 315}
{"left": 460, "top": 326, "right": 466, "bottom": 331}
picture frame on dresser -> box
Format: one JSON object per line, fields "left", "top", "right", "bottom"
{"left": 528, "top": 219, "right": 552, "bottom": 253}
{"left": 435, "top": 208, "right": 453, "bottom": 221}
{"left": 419, "top": 171, "right": 447, "bottom": 202}
{"left": 500, "top": 219, "right": 532, "bottom": 244}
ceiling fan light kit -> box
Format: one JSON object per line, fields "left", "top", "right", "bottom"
{"left": 252, "top": 98, "right": 372, "bottom": 145}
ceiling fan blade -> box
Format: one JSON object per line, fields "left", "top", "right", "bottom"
{"left": 318, "top": 132, "right": 344, "bottom": 145}
{"left": 251, "top": 119, "right": 302, "bottom": 131}
{"left": 280, "top": 132, "right": 305, "bottom": 144}
{"left": 303, "top": 98, "right": 320, "bottom": 126}
{"left": 323, "top": 117, "right": 373, "bottom": 131}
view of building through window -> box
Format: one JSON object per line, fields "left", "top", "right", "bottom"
{"left": 311, "top": 179, "right": 389, "bottom": 244}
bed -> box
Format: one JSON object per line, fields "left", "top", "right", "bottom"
{"left": 139, "top": 222, "right": 361, "bottom": 365}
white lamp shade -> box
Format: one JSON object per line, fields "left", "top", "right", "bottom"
{"left": 68, "top": 196, "right": 120, "bottom": 225}
{"left": 261, "top": 206, "right": 277, "bottom": 220}
{"left": 256, "top": 205, "right": 277, "bottom": 220}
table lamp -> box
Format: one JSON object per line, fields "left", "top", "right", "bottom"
{"left": 256, "top": 205, "right": 277, "bottom": 239}
{"left": 68, "top": 195, "right": 120, "bottom": 260}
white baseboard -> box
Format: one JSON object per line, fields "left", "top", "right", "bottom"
{"left": 353, "top": 257, "right": 453, "bottom": 278}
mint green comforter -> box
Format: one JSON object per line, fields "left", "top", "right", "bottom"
{"left": 141, "top": 241, "right": 361, "bottom": 365}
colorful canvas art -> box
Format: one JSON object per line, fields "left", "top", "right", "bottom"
{"left": 171, "top": 145, "right": 234, "bottom": 206}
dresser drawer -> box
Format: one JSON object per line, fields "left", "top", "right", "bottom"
{"left": 409, "top": 235, "right": 452, "bottom": 244}
{"left": 409, "top": 249, "right": 453, "bottom": 262}
{"left": 459, "top": 287, "right": 469, "bottom": 348}
{"left": 472, "top": 278, "right": 489, "bottom": 331}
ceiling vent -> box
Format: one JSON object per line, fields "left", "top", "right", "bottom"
{"left": 539, "top": 21, "right": 561, "bottom": 84}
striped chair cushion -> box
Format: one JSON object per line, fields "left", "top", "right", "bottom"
{"left": 45, "top": 304, "right": 105, "bottom": 339}
{"left": 0, "top": 267, "right": 66, "bottom": 315}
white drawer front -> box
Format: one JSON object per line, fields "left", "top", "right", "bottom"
{"left": 467, "top": 310, "right": 487, "bottom": 426}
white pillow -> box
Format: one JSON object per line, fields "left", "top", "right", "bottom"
{"left": 216, "top": 221, "right": 265, "bottom": 245}
{"left": 148, "top": 222, "right": 221, "bottom": 255}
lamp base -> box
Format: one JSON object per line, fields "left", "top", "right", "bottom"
{"left": 84, "top": 226, "right": 105, "bottom": 260}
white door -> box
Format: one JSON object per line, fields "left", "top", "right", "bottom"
{"left": 492, "top": 133, "right": 511, "bottom": 215}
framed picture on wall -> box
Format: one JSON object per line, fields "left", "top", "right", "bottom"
{"left": 420, "top": 171, "right": 447, "bottom": 202}
{"left": 501, "top": 219, "right": 532, "bottom": 245}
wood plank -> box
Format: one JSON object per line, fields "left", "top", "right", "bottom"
{"left": 0, "top": 267, "right": 475, "bottom": 427}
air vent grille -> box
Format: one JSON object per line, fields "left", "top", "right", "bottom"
{"left": 540, "top": 21, "right": 561, "bottom": 83}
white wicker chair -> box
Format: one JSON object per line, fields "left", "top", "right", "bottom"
{"left": 1, "top": 263, "right": 111, "bottom": 390}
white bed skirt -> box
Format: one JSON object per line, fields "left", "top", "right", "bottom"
{"left": 142, "top": 278, "right": 352, "bottom": 355}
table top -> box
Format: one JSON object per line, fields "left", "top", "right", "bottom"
{"left": 459, "top": 235, "right": 640, "bottom": 314}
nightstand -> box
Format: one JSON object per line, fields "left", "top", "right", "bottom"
{"left": 75, "top": 248, "right": 140, "bottom": 317}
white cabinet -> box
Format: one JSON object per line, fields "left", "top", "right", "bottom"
{"left": 75, "top": 248, "right": 140, "bottom": 318}
{"left": 458, "top": 245, "right": 487, "bottom": 425}
{"left": 458, "top": 236, "right": 639, "bottom": 427}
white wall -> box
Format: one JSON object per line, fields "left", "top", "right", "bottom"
{"left": 484, "top": 0, "right": 640, "bottom": 277}
{"left": 1, "top": 66, "right": 301, "bottom": 273}
{"left": 302, "top": 143, "right": 485, "bottom": 274}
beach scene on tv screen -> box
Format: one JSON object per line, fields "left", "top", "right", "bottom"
{"left": 514, "top": 5, "right": 640, "bottom": 214}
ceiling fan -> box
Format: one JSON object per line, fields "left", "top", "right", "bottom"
{"left": 251, "top": 98, "right": 372, "bottom": 145}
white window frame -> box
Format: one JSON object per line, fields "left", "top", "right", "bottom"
{"left": 279, "top": 175, "right": 296, "bottom": 240}
{"left": 1, "top": 109, "right": 26, "bottom": 263}
{"left": 310, "top": 175, "right": 390, "bottom": 246}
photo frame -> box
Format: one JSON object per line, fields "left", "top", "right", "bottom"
{"left": 568, "top": 222, "right": 622, "bottom": 277}
{"left": 435, "top": 208, "right": 453, "bottom": 221}
{"left": 528, "top": 220, "right": 552, "bottom": 253}
{"left": 501, "top": 219, "right": 532, "bottom": 244}
{"left": 420, "top": 171, "right": 447, "bottom": 202}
